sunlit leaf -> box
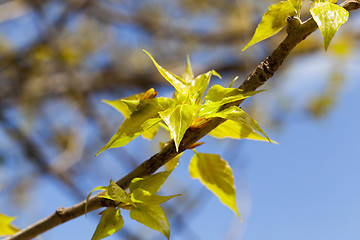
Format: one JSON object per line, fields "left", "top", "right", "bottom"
{"left": 191, "top": 70, "right": 221, "bottom": 102}
{"left": 0, "top": 213, "right": 19, "bottom": 237}
{"left": 209, "top": 119, "right": 277, "bottom": 143}
{"left": 131, "top": 188, "right": 181, "bottom": 205}
{"left": 91, "top": 208, "right": 124, "bottom": 240}
{"left": 189, "top": 70, "right": 221, "bottom": 105}
{"left": 200, "top": 85, "right": 262, "bottom": 116}
{"left": 182, "top": 57, "right": 221, "bottom": 105}
{"left": 144, "top": 50, "right": 188, "bottom": 96}
{"left": 130, "top": 203, "right": 170, "bottom": 240}
{"left": 142, "top": 123, "right": 160, "bottom": 140}
{"left": 182, "top": 55, "right": 194, "bottom": 83}
{"left": 189, "top": 152, "right": 240, "bottom": 219}
{"left": 242, "top": 1, "right": 296, "bottom": 51}
{"left": 206, "top": 105, "right": 269, "bottom": 141}
{"left": 102, "top": 92, "right": 144, "bottom": 118}
{"left": 130, "top": 171, "right": 171, "bottom": 194}
{"left": 159, "top": 104, "right": 200, "bottom": 151}
{"left": 204, "top": 85, "right": 258, "bottom": 104}
{"left": 100, "top": 179, "right": 128, "bottom": 203}
{"left": 310, "top": 2, "right": 348, "bottom": 51}
{"left": 96, "top": 98, "right": 175, "bottom": 155}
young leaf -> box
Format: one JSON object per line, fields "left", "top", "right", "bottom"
{"left": 131, "top": 188, "right": 181, "bottom": 205}
{"left": 310, "top": 2, "right": 349, "bottom": 51}
{"left": 0, "top": 213, "right": 19, "bottom": 236}
{"left": 189, "top": 70, "right": 221, "bottom": 105}
{"left": 204, "top": 85, "right": 257, "bottom": 104}
{"left": 209, "top": 119, "right": 277, "bottom": 143}
{"left": 159, "top": 104, "right": 200, "bottom": 151}
{"left": 130, "top": 203, "right": 170, "bottom": 240}
{"left": 144, "top": 50, "right": 188, "bottom": 97}
{"left": 182, "top": 55, "right": 194, "bottom": 83}
{"left": 102, "top": 92, "right": 145, "bottom": 118}
{"left": 91, "top": 207, "right": 124, "bottom": 240}
{"left": 189, "top": 153, "right": 240, "bottom": 219}
{"left": 101, "top": 179, "right": 128, "bottom": 203}
{"left": 142, "top": 123, "right": 160, "bottom": 140}
{"left": 242, "top": 1, "right": 296, "bottom": 51}
{"left": 130, "top": 171, "right": 171, "bottom": 194}
{"left": 96, "top": 98, "right": 175, "bottom": 156}
{"left": 200, "top": 85, "right": 262, "bottom": 116}
{"left": 206, "top": 105, "right": 270, "bottom": 141}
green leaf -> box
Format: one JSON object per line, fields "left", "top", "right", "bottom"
{"left": 130, "top": 203, "right": 170, "bottom": 240}
{"left": 205, "top": 85, "right": 262, "bottom": 104}
{"left": 189, "top": 152, "right": 240, "bottom": 219}
{"left": 310, "top": 2, "right": 349, "bottom": 51}
{"left": 188, "top": 70, "right": 221, "bottom": 105}
{"left": 0, "top": 213, "right": 19, "bottom": 236}
{"left": 142, "top": 123, "right": 160, "bottom": 140}
{"left": 96, "top": 98, "right": 175, "bottom": 156}
{"left": 288, "top": 0, "right": 302, "bottom": 16}
{"left": 130, "top": 171, "right": 171, "bottom": 194}
{"left": 131, "top": 188, "right": 181, "bottom": 205}
{"left": 144, "top": 50, "right": 188, "bottom": 96}
{"left": 159, "top": 104, "right": 200, "bottom": 151}
{"left": 182, "top": 55, "right": 194, "bottom": 83}
{"left": 242, "top": 1, "right": 296, "bottom": 51}
{"left": 91, "top": 207, "right": 124, "bottom": 240}
{"left": 209, "top": 119, "right": 277, "bottom": 143}
{"left": 206, "top": 105, "right": 270, "bottom": 141}
{"left": 101, "top": 179, "right": 128, "bottom": 203}
{"left": 102, "top": 92, "right": 145, "bottom": 118}
{"left": 185, "top": 60, "right": 221, "bottom": 104}
{"left": 200, "top": 85, "right": 262, "bottom": 116}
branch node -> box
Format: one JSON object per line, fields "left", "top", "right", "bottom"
{"left": 286, "top": 16, "right": 301, "bottom": 34}
{"left": 55, "top": 207, "right": 67, "bottom": 221}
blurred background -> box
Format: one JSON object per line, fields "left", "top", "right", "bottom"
{"left": 1, "top": 0, "right": 360, "bottom": 239}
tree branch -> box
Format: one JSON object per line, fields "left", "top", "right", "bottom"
{"left": 6, "top": 1, "right": 359, "bottom": 239}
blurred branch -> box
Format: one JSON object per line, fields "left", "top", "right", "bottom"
{"left": 4, "top": 0, "right": 360, "bottom": 239}
{"left": 87, "top": 1, "right": 248, "bottom": 45}
{"left": 0, "top": 112, "right": 85, "bottom": 199}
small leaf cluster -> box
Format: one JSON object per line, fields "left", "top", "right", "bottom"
{"left": 91, "top": 51, "right": 274, "bottom": 239}
{"left": 97, "top": 50, "right": 270, "bottom": 155}
{"left": 87, "top": 171, "right": 180, "bottom": 240}
{"left": 242, "top": 0, "right": 349, "bottom": 51}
